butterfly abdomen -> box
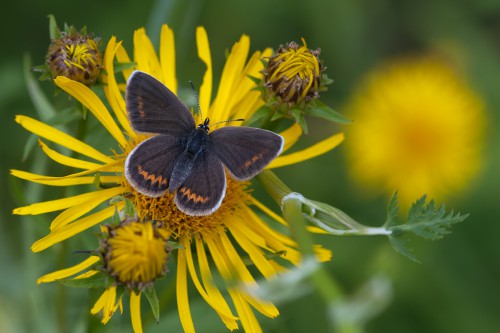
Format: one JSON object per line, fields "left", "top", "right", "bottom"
{"left": 169, "top": 128, "right": 210, "bottom": 192}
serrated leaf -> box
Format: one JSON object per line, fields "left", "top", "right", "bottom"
{"left": 307, "top": 101, "right": 351, "bottom": 124}
{"left": 58, "top": 271, "right": 111, "bottom": 288}
{"left": 389, "top": 195, "right": 468, "bottom": 241}
{"left": 124, "top": 198, "right": 136, "bottom": 216}
{"left": 388, "top": 235, "right": 420, "bottom": 263}
{"left": 383, "top": 192, "right": 400, "bottom": 228}
{"left": 144, "top": 287, "right": 160, "bottom": 322}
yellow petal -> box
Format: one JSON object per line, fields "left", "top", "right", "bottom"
{"left": 227, "top": 50, "right": 266, "bottom": 120}
{"left": 130, "top": 292, "right": 143, "bottom": 333}
{"left": 15, "top": 115, "right": 113, "bottom": 164}
{"left": 229, "top": 290, "right": 262, "bottom": 333}
{"left": 196, "top": 26, "right": 212, "bottom": 119}
{"left": 103, "top": 37, "right": 135, "bottom": 137}
{"left": 10, "top": 169, "right": 120, "bottom": 186}
{"left": 228, "top": 224, "right": 277, "bottom": 279}
{"left": 134, "top": 28, "right": 162, "bottom": 80}
{"left": 183, "top": 237, "right": 238, "bottom": 329}
{"left": 14, "top": 187, "right": 122, "bottom": 215}
{"left": 279, "top": 123, "right": 302, "bottom": 153}
{"left": 12, "top": 160, "right": 121, "bottom": 180}
{"left": 38, "top": 139, "right": 103, "bottom": 170}
{"left": 37, "top": 256, "right": 100, "bottom": 283}
{"left": 54, "top": 76, "right": 127, "bottom": 148}
{"left": 160, "top": 24, "right": 177, "bottom": 94}
{"left": 269, "top": 132, "right": 345, "bottom": 168}
{"left": 211, "top": 34, "right": 250, "bottom": 123}
{"left": 31, "top": 202, "right": 125, "bottom": 252}
{"left": 177, "top": 248, "right": 195, "bottom": 333}
{"left": 73, "top": 270, "right": 99, "bottom": 280}
{"left": 50, "top": 186, "right": 126, "bottom": 231}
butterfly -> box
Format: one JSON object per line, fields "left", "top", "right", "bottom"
{"left": 124, "top": 70, "right": 284, "bottom": 216}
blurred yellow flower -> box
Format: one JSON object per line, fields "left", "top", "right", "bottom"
{"left": 345, "top": 57, "right": 485, "bottom": 207}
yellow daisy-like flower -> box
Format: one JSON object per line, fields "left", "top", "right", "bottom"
{"left": 13, "top": 25, "right": 344, "bottom": 332}
{"left": 345, "top": 57, "right": 485, "bottom": 207}
{"left": 36, "top": 220, "right": 169, "bottom": 332}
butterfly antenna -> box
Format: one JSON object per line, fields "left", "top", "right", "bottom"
{"left": 189, "top": 81, "right": 202, "bottom": 120}
{"left": 211, "top": 118, "right": 245, "bottom": 127}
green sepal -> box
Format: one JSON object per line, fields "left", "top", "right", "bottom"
{"left": 144, "top": 286, "right": 160, "bottom": 323}
{"left": 166, "top": 241, "right": 184, "bottom": 250}
{"left": 291, "top": 109, "right": 308, "bottom": 134}
{"left": 109, "top": 195, "right": 136, "bottom": 217}
{"left": 241, "top": 250, "right": 287, "bottom": 266}
{"left": 307, "top": 100, "right": 351, "bottom": 124}
{"left": 246, "top": 74, "right": 262, "bottom": 86}
{"left": 48, "top": 15, "right": 60, "bottom": 39}
{"left": 58, "top": 271, "right": 112, "bottom": 289}
{"left": 114, "top": 61, "right": 138, "bottom": 73}
{"left": 245, "top": 105, "right": 273, "bottom": 127}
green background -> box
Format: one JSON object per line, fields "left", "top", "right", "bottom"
{"left": 1, "top": 0, "right": 499, "bottom": 332}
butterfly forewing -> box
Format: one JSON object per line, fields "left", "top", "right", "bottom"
{"left": 125, "top": 135, "right": 184, "bottom": 197}
{"left": 174, "top": 151, "right": 226, "bottom": 216}
{"left": 210, "top": 126, "right": 284, "bottom": 180}
{"left": 126, "top": 71, "right": 196, "bottom": 136}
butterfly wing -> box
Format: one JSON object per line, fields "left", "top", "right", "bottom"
{"left": 209, "top": 126, "right": 284, "bottom": 180}
{"left": 125, "top": 134, "right": 184, "bottom": 197}
{"left": 174, "top": 150, "right": 226, "bottom": 216}
{"left": 126, "top": 70, "right": 196, "bottom": 136}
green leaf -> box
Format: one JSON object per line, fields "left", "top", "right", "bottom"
{"left": 22, "top": 134, "right": 38, "bottom": 162}
{"left": 307, "top": 101, "right": 351, "bottom": 124}
{"left": 291, "top": 109, "right": 308, "bottom": 134}
{"left": 244, "top": 105, "right": 272, "bottom": 127}
{"left": 388, "top": 235, "right": 420, "bottom": 263}
{"left": 385, "top": 195, "right": 468, "bottom": 261}
{"left": 23, "top": 54, "right": 57, "bottom": 121}
{"left": 58, "top": 271, "right": 111, "bottom": 289}
{"left": 48, "top": 14, "right": 60, "bottom": 39}
{"left": 144, "top": 287, "right": 160, "bottom": 323}
{"left": 241, "top": 250, "right": 287, "bottom": 266}
{"left": 383, "top": 192, "right": 399, "bottom": 228}
{"left": 391, "top": 195, "right": 468, "bottom": 240}
{"left": 114, "top": 61, "right": 137, "bottom": 73}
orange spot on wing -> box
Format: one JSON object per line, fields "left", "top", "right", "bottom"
{"left": 243, "top": 153, "right": 264, "bottom": 168}
{"left": 138, "top": 95, "right": 145, "bottom": 118}
{"left": 137, "top": 165, "right": 168, "bottom": 186}
{"left": 179, "top": 187, "right": 209, "bottom": 203}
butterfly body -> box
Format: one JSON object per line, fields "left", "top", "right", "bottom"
{"left": 125, "top": 70, "right": 284, "bottom": 216}
{"left": 169, "top": 121, "right": 210, "bottom": 192}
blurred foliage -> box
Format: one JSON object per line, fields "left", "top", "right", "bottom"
{"left": 2, "top": 0, "right": 500, "bottom": 332}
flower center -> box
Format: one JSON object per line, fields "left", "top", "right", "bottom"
{"left": 264, "top": 39, "right": 321, "bottom": 104}
{"left": 104, "top": 221, "right": 169, "bottom": 289}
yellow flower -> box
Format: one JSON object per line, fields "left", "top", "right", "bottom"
{"left": 37, "top": 221, "right": 170, "bottom": 333}
{"left": 345, "top": 57, "right": 485, "bottom": 207}
{"left": 13, "top": 25, "right": 344, "bottom": 332}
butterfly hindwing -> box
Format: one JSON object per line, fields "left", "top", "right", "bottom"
{"left": 126, "top": 71, "right": 196, "bottom": 136}
{"left": 210, "top": 126, "right": 284, "bottom": 180}
{"left": 125, "top": 134, "right": 184, "bottom": 197}
{"left": 174, "top": 150, "right": 226, "bottom": 216}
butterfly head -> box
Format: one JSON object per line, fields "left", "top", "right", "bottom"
{"left": 197, "top": 118, "right": 210, "bottom": 133}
